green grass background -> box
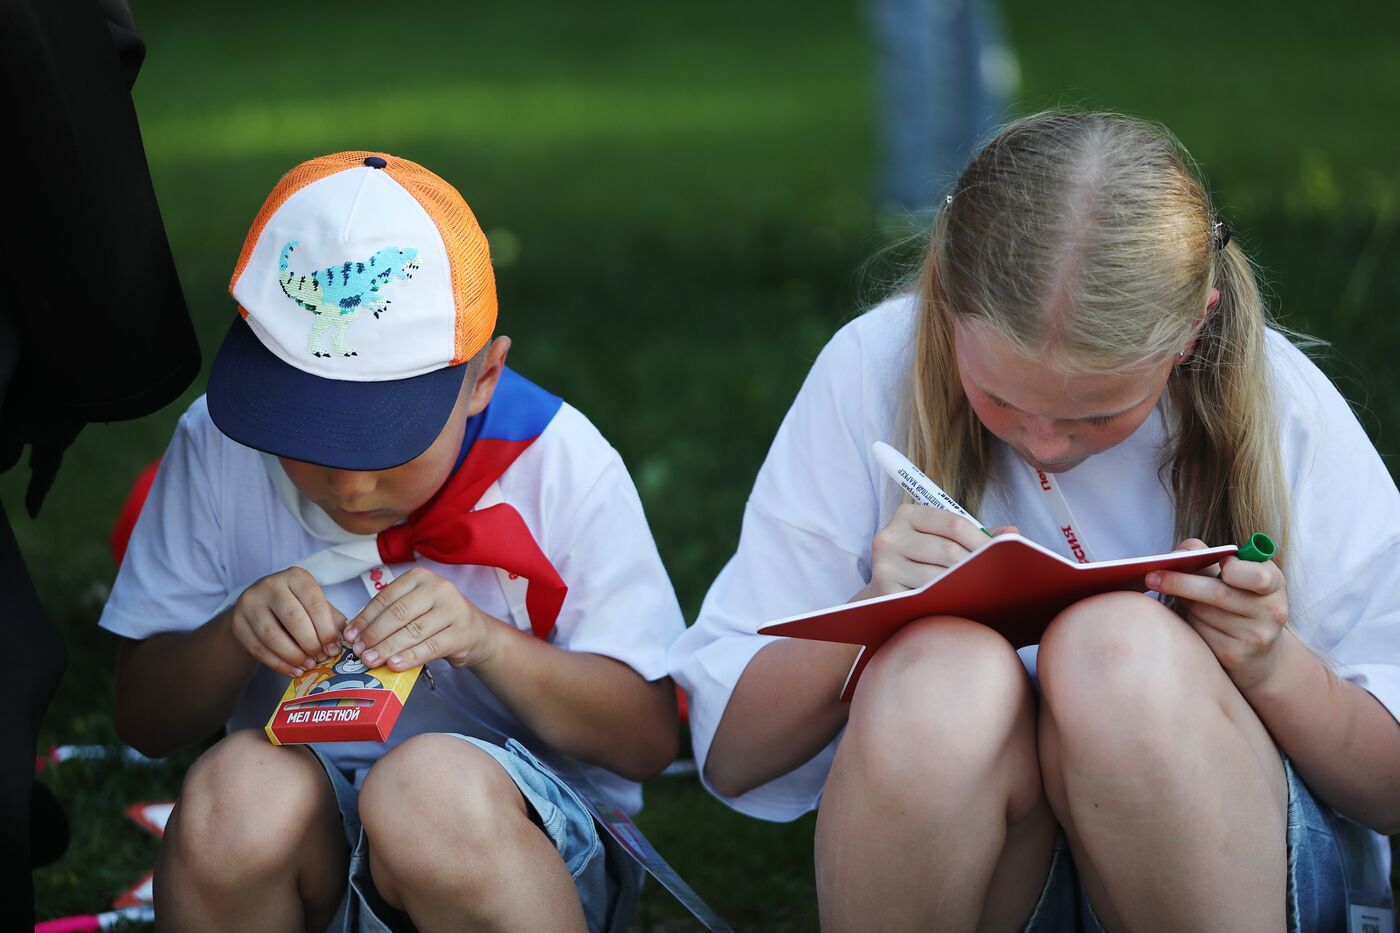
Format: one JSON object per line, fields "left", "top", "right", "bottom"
{"left": 17, "top": 0, "right": 1400, "bottom": 928}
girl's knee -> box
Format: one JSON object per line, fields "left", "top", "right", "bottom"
{"left": 1040, "top": 593, "right": 1194, "bottom": 695}
{"left": 861, "top": 617, "right": 1029, "bottom": 721}
{"left": 865, "top": 616, "right": 1027, "bottom": 703}
{"left": 849, "top": 617, "right": 1035, "bottom": 779}
{"left": 1038, "top": 592, "right": 1215, "bottom": 758}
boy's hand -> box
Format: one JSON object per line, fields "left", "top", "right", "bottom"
{"left": 230, "top": 567, "right": 346, "bottom": 677}
{"left": 343, "top": 567, "right": 499, "bottom": 672}
{"left": 868, "top": 504, "right": 1014, "bottom": 596}
{"left": 1147, "top": 538, "right": 1291, "bottom": 691}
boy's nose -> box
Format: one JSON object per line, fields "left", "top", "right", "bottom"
{"left": 325, "top": 469, "right": 377, "bottom": 501}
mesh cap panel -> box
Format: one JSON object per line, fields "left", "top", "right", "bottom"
{"left": 228, "top": 151, "right": 496, "bottom": 362}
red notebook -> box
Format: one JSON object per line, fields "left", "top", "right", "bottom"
{"left": 758, "top": 534, "right": 1235, "bottom": 701}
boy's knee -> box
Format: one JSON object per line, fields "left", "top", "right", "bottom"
{"left": 170, "top": 730, "right": 333, "bottom": 879}
{"left": 361, "top": 735, "right": 531, "bottom": 884}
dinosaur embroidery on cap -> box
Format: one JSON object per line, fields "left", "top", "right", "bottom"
{"left": 277, "top": 241, "right": 420, "bottom": 358}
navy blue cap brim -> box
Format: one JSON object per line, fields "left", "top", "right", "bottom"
{"left": 207, "top": 316, "right": 467, "bottom": 471}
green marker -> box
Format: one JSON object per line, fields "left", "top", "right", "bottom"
{"left": 1236, "top": 532, "right": 1276, "bottom": 563}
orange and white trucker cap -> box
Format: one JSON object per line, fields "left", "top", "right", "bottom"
{"left": 207, "top": 152, "right": 496, "bottom": 470}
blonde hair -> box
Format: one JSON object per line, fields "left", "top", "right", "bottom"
{"left": 903, "top": 111, "right": 1289, "bottom": 565}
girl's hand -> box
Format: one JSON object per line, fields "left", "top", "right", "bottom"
{"left": 230, "top": 567, "right": 347, "bottom": 676}
{"left": 343, "top": 567, "right": 500, "bottom": 672}
{"left": 868, "top": 504, "right": 1015, "bottom": 596}
{"left": 1147, "top": 538, "right": 1290, "bottom": 690}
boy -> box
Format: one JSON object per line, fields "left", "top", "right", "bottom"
{"left": 101, "top": 152, "right": 684, "bottom": 932}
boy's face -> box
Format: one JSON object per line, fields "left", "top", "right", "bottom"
{"left": 280, "top": 337, "right": 511, "bottom": 535}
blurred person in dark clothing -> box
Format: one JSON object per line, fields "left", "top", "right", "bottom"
{"left": 0, "top": 0, "right": 200, "bottom": 920}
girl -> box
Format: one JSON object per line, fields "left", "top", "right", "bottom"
{"left": 670, "top": 112, "right": 1400, "bottom": 931}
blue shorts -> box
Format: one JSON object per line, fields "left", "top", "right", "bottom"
{"left": 311, "top": 735, "right": 642, "bottom": 933}
{"left": 1023, "top": 756, "right": 1383, "bottom": 932}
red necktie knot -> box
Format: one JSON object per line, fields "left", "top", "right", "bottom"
{"left": 374, "top": 504, "right": 566, "bottom": 640}
{"left": 377, "top": 522, "right": 417, "bottom": 565}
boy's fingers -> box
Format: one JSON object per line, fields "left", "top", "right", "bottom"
{"left": 361, "top": 610, "right": 452, "bottom": 670}
{"left": 354, "top": 589, "right": 436, "bottom": 654}
{"left": 271, "top": 593, "right": 324, "bottom": 666}
{"left": 286, "top": 573, "right": 342, "bottom": 658}
{"left": 236, "top": 612, "right": 308, "bottom": 674}
{"left": 346, "top": 572, "right": 423, "bottom": 640}
{"left": 327, "top": 605, "right": 349, "bottom": 651}
{"left": 243, "top": 640, "right": 297, "bottom": 677}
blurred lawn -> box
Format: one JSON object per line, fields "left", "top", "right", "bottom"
{"left": 16, "top": 0, "right": 1400, "bottom": 928}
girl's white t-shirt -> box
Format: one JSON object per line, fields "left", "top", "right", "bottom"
{"left": 670, "top": 296, "right": 1400, "bottom": 852}
{"left": 100, "top": 395, "right": 685, "bottom": 814}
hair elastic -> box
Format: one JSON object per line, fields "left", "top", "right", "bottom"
{"left": 1212, "top": 216, "right": 1231, "bottom": 250}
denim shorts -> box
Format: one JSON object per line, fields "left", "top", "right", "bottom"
{"left": 1022, "top": 756, "right": 1381, "bottom": 932}
{"left": 310, "top": 735, "right": 642, "bottom": 933}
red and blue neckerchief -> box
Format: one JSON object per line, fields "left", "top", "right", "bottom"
{"left": 377, "top": 367, "right": 567, "bottom": 639}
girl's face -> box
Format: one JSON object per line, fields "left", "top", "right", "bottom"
{"left": 954, "top": 321, "right": 1177, "bottom": 474}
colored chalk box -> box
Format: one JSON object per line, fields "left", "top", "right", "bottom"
{"left": 265, "top": 646, "right": 422, "bottom": 745}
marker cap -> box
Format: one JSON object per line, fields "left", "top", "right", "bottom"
{"left": 1236, "top": 532, "right": 1276, "bottom": 563}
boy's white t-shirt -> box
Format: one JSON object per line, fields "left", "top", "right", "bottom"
{"left": 670, "top": 296, "right": 1400, "bottom": 857}
{"left": 100, "top": 395, "right": 685, "bottom": 815}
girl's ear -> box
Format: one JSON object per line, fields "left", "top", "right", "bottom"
{"left": 1177, "top": 291, "right": 1219, "bottom": 364}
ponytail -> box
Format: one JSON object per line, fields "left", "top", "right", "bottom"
{"left": 1166, "top": 238, "right": 1289, "bottom": 574}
